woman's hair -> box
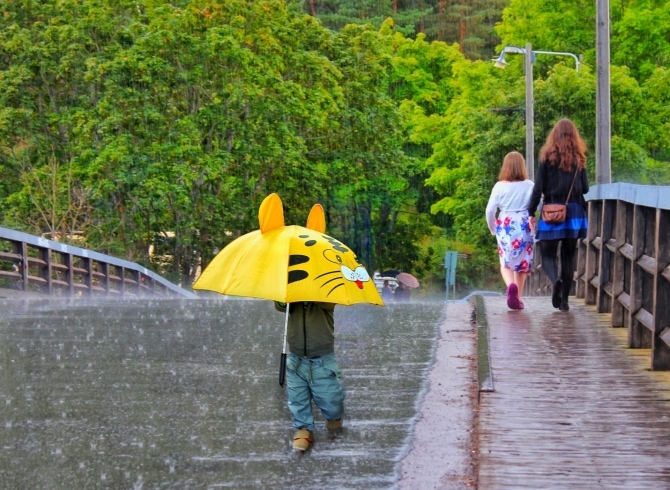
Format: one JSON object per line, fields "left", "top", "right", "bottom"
{"left": 498, "top": 151, "right": 528, "bottom": 182}
{"left": 539, "top": 118, "right": 587, "bottom": 171}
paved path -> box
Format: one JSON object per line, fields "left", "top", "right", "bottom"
{"left": 398, "top": 302, "right": 478, "bottom": 489}
{"left": 479, "top": 296, "right": 670, "bottom": 489}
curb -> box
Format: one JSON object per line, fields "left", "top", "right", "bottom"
{"left": 473, "top": 295, "right": 494, "bottom": 394}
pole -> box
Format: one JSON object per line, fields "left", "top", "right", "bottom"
{"left": 525, "top": 43, "right": 534, "bottom": 181}
{"left": 279, "top": 304, "right": 289, "bottom": 387}
{"left": 596, "top": 0, "right": 612, "bottom": 184}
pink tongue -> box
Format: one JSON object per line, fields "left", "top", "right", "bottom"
{"left": 355, "top": 280, "right": 363, "bottom": 289}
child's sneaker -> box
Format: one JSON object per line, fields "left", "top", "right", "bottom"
{"left": 325, "top": 419, "right": 343, "bottom": 431}
{"left": 292, "top": 429, "right": 313, "bottom": 451}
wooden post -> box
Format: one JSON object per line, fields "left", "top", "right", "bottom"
{"left": 585, "top": 201, "right": 600, "bottom": 305}
{"left": 596, "top": 199, "right": 615, "bottom": 313}
{"left": 83, "top": 256, "right": 93, "bottom": 296}
{"left": 628, "top": 205, "right": 650, "bottom": 348}
{"left": 14, "top": 241, "right": 28, "bottom": 291}
{"left": 64, "top": 253, "right": 74, "bottom": 296}
{"left": 39, "top": 247, "right": 52, "bottom": 295}
{"left": 100, "top": 262, "right": 109, "bottom": 295}
{"left": 611, "top": 200, "right": 628, "bottom": 327}
{"left": 134, "top": 270, "right": 141, "bottom": 296}
{"left": 576, "top": 238, "right": 586, "bottom": 299}
{"left": 120, "top": 266, "right": 126, "bottom": 297}
{"left": 652, "top": 208, "right": 670, "bottom": 370}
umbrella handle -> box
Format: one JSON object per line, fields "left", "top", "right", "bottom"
{"left": 279, "top": 352, "right": 287, "bottom": 387}
{"left": 279, "top": 303, "right": 290, "bottom": 387}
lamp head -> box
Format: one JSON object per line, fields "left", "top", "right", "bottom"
{"left": 493, "top": 52, "right": 508, "bottom": 69}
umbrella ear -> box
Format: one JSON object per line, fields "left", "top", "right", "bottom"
{"left": 306, "top": 204, "right": 326, "bottom": 233}
{"left": 259, "top": 193, "right": 285, "bottom": 233}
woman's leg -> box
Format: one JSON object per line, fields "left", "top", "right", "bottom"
{"left": 559, "top": 239, "right": 579, "bottom": 303}
{"left": 539, "top": 240, "right": 560, "bottom": 284}
{"left": 500, "top": 266, "right": 514, "bottom": 288}
{"left": 513, "top": 271, "right": 528, "bottom": 297}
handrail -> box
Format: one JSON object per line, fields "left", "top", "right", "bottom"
{"left": 0, "top": 226, "right": 197, "bottom": 299}
{"left": 526, "top": 183, "right": 670, "bottom": 370}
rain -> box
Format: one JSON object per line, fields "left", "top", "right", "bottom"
{"left": 0, "top": 298, "right": 445, "bottom": 488}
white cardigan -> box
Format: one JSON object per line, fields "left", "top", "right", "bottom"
{"left": 485, "top": 180, "right": 535, "bottom": 235}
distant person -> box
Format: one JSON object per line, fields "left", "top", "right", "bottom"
{"left": 527, "top": 118, "right": 589, "bottom": 311}
{"left": 486, "top": 151, "right": 535, "bottom": 310}
{"left": 274, "top": 301, "right": 345, "bottom": 451}
{"left": 394, "top": 282, "right": 411, "bottom": 303}
{"left": 381, "top": 280, "right": 394, "bottom": 302}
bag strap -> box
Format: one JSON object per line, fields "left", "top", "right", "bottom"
{"left": 564, "top": 167, "right": 579, "bottom": 205}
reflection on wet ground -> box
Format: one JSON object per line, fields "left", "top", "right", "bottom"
{"left": 0, "top": 299, "right": 445, "bottom": 489}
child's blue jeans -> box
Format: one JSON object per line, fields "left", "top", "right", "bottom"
{"left": 286, "top": 352, "right": 345, "bottom": 431}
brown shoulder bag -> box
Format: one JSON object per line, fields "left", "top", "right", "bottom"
{"left": 541, "top": 168, "right": 579, "bottom": 224}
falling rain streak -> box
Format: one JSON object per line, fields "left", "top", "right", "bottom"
{"left": 0, "top": 298, "right": 444, "bottom": 488}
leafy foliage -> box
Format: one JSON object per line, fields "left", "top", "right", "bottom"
{"left": 1, "top": 0, "right": 669, "bottom": 294}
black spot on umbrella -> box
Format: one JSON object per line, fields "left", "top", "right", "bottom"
{"left": 289, "top": 254, "right": 309, "bottom": 266}
{"left": 288, "top": 270, "right": 309, "bottom": 283}
{"left": 322, "top": 235, "right": 349, "bottom": 253}
{"left": 305, "top": 240, "right": 316, "bottom": 246}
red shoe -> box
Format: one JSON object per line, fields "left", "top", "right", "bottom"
{"left": 507, "top": 283, "right": 520, "bottom": 310}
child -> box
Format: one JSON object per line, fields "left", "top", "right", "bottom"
{"left": 275, "top": 301, "right": 345, "bottom": 451}
{"left": 485, "top": 151, "right": 535, "bottom": 310}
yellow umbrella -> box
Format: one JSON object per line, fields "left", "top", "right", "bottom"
{"left": 194, "top": 193, "right": 384, "bottom": 306}
{"left": 193, "top": 193, "right": 383, "bottom": 385}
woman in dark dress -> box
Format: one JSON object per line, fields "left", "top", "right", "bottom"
{"left": 528, "top": 119, "right": 589, "bottom": 311}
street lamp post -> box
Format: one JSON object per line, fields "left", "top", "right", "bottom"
{"left": 493, "top": 45, "right": 580, "bottom": 181}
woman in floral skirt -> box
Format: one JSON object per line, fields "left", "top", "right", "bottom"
{"left": 485, "top": 151, "right": 535, "bottom": 310}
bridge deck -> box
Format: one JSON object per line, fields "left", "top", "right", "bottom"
{"left": 479, "top": 296, "right": 670, "bottom": 489}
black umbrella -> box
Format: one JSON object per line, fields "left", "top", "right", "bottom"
{"left": 380, "top": 269, "right": 401, "bottom": 278}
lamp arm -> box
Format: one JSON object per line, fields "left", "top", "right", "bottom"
{"left": 533, "top": 50, "right": 580, "bottom": 71}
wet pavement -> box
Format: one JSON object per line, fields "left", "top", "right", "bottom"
{"left": 0, "top": 298, "right": 448, "bottom": 489}
{"left": 479, "top": 296, "right": 670, "bottom": 489}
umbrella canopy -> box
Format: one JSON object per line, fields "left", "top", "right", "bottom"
{"left": 193, "top": 193, "right": 384, "bottom": 306}
{"left": 397, "top": 272, "right": 420, "bottom": 288}
{"left": 379, "top": 269, "right": 401, "bottom": 278}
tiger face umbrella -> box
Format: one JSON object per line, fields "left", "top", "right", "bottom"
{"left": 193, "top": 193, "right": 384, "bottom": 385}
{"left": 193, "top": 193, "right": 383, "bottom": 306}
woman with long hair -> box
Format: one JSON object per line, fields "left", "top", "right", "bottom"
{"left": 486, "top": 151, "right": 535, "bottom": 310}
{"left": 528, "top": 119, "right": 589, "bottom": 311}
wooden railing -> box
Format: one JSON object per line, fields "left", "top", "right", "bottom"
{"left": 0, "top": 226, "right": 197, "bottom": 299}
{"left": 526, "top": 184, "right": 670, "bottom": 370}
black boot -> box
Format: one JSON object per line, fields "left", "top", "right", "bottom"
{"left": 552, "top": 279, "right": 562, "bottom": 308}
{"left": 559, "top": 278, "right": 571, "bottom": 311}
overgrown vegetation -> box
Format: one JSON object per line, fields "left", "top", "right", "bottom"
{"left": 1, "top": 0, "right": 668, "bottom": 294}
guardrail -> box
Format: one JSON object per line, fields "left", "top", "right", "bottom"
{"left": 0, "top": 226, "right": 197, "bottom": 299}
{"left": 526, "top": 184, "right": 670, "bottom": 370}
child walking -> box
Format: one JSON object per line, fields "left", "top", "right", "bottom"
{"left": 485, "top": 151, "right": 535, "bottom": 310}
{"left": 275, "top": 301, "right": 345, "bottom": 451}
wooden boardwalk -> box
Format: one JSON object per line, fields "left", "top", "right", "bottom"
{"left": 478, "top": 296, "right": 670, "bottom": 489}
